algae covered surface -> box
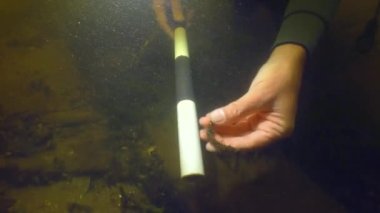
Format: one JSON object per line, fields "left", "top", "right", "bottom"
{"left": 0, "top": 0, "right": 185, "bottom": 212}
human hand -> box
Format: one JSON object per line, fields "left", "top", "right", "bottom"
{"left": 199, "top": 44, "right": 307, "bottom": 152}
{"left": 153, "top": 0, "right": 191, "bottom": 39}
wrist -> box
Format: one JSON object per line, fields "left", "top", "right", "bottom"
{"left": 268, "top": 44, "right": 307, "bottom": 67}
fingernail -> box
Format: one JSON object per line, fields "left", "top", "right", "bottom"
{"left": 206, "top": 143, "right": 217, "bottom": 152}
{"left": 210, "top": 108, "right": 225, "bottom": 124}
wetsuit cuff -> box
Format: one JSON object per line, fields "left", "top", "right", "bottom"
{"left": 273, "top": 12, "right": 325, "bottom": 56}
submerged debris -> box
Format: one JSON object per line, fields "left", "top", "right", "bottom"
{"left": 207, "top": 121, "right": 236, "bottom": 153}
{"left": 67, "top": 203, "right": 93, "bottom": 213}
{"left": 0, "top": 112, "right": 53, "bottom": 157}
{"left": 0, "top": 196, "right": 15, "bottom": 212}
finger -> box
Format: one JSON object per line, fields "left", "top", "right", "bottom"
{"left": 212, "top": 120, "right": 252, "bottom": 135}
{"left": 216, "top": 129, "right": 279, "bottom": 151}
{"left": 199, "top": 128, "right": 208, "bottom": 141}
{"left": 199, "top": 118, "right": 254, "bottom": 142}
{"left": 199, "top": 116, "right": 211, "bottom": 128}
{"left": 208, "top": 113, "right": 261, "bottom": 135}
{"left": 200, "top": 113, "right": 251, "bottom": 130}
{"left": 205, "top": 142, "right": 217, "bottom": 152}
{"left": 209, "top": 92, "right": 264, "bottom": 125}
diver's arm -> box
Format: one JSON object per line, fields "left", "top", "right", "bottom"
{"left": 273, "top": 0, "right": 341, "bottom": 54}
{"left": 153, "top": 0, "right": 174, "bottom": 38}
{"left": 199, "top": 0, "right": 342, "bottom": 152}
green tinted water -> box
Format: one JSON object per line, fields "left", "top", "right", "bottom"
{"left": 0, "top": 0, "right": 347, "bottom": 212}
{"left": 0, "top": 0, "right": 180, "bottom": 211}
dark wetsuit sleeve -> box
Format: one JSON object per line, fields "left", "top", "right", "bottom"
{"left": 273, "top": 0, "right": 341, "bottom": 54}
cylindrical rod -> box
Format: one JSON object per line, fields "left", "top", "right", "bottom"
{"left": 174, "top": 27, "right": 204, "bottom": 177}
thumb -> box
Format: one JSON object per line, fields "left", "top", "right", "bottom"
{"left": 209, "top": 92, "right": 263, "bottom": 125}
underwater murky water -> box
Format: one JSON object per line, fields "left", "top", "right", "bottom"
{"left": 0, "top": 1, "right": 182, "bottom": 211}
{"left": 1, "top": 0, "right": 379, "bottom": 212}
